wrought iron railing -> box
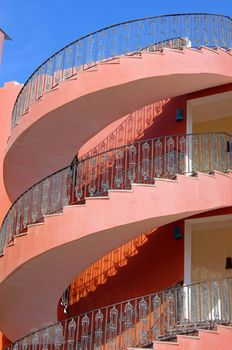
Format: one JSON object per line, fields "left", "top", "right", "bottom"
{"left": 12, "top": 13, "right": 232, "bottom": 127}
{"left": 6, "top": 277, "right": 232, "bottom": 350}
{"left": 1, "top": 132, "right": 232, "bottom": 255}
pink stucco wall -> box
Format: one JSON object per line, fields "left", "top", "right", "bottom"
{"left": 0, "top": 82, "right": 22, "bottom": 226}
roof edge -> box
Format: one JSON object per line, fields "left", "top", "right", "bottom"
{"left": 0, "top": 29, "right": 12, "bottom": 40}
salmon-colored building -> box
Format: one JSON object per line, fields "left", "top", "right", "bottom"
{"left": 1, "top": 13, "right": 232, "bottom": 350}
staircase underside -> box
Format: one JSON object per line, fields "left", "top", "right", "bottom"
{"left": 4, "top": 47, "right": 232, "bottom": 201}
{"left": 0, "top": 172, "right": 232, "bottom": 341}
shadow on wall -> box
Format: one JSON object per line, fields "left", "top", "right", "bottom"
{"left": 78, "top": 95, "right": 187, "bottom": 161}
{"left": 59, "top": 220, "right": 184, "bottom": 321}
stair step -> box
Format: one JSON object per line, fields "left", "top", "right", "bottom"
{"left": 154, "top": 177, "right": 178, "bottom": 183}
{"left": 154, "top": 340, "right": 178, "bottom": 349}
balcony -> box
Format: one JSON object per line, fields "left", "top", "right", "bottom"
{"left": 4, "top": 14, "right": 232, "bottom": 202}
{"left": 11, "top": 14, "right": 232, "bottom": 127}
{"left": 1, "top": 12, "right": 232, "bottom": 345}
{"left": 1, "top": 132, "right": 232, "bottom": 254}
{"left": 5, "top": 277, "right": 232, "bottom": 350}
{"left": 1, "top": 131, "right": 232, "bottom": 340}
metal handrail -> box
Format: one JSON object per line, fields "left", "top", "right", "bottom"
{"left": 12, "top": 13, "right": 232, "bottom": 127}
{"left": 6, "top": 276, "right": 232, "bottom": 350}
{"left": 1, "top": 131, "right": 232, "bottom": 255}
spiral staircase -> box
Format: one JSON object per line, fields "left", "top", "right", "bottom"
{"left": 1, "top": 12, "right": 232, "bottom": 350}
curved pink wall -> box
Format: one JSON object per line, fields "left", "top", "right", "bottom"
{"left": 0, "top": 82, "right": 22, "bottom": 225}
{"left": 4, "top": 48, "right": 232, "bottom": 202}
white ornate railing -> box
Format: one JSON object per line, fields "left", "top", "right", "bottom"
{"left": 1, "top": 132, "right": 232, "bottom": 255}
{"left": 7, "top": 277, "right": 232, "bottom": 350}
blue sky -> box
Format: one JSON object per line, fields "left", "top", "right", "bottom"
{"left": 0, "top": 0, "right": 232, "bottom": 86}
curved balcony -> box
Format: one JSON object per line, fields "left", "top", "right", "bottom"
{"left": 1, "top": 132, "right": 232, "bottom": 254}
{"left": 12, "top": 13, "right": 232, "bottom": 127}
{"left": 5, "top": 277, "right": 232, "bottom": 350}
{"left": 4, "top": 43, "right": 232, "bottom": 202}
{"left": 1, "top": 133, "right": 232, "bottom": 340}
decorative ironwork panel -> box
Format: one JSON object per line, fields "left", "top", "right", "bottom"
{"left": 159, "top": 16, "right": 168, "bottom": 41}
{"left": 16, "top": 198, "right": 22, "bottom": 235}
{"left": 54, "top": 324, "right": 64, "bottom": 350}
{"left": 212, "top": 16, "right": 219, "bottom": 46}
{"left": 101, "top": 153, "right": 110, "bottom": 192}
{"left": 136, "top": 21, "right": 143, "bottom": 51}
{"left": 153, "top": 294, "right": 161, "bottom": 338}
{"left": 167, "top": 137, "right": 175, "bottom": 176}
{"left": 128, "top": 144, "right": 137, "bottom": 183}
{"left": 123, "top": 23, "right": 130, "bottom": 54}
{"left": 193, "top": 15, "right": 201, "bottom": 46}
{"left": 183, "top": 15, "right": 191, "bottom": 41}
{"left": 87, "top": 35, "right": 94, "bottom": 65}
{"left": 45, "top": 59, "right": 54, "bottom": 91}
{"left": 138, "top": 298, "right": 148, "bottom": 344}
{"left": 154, "top": 139, "right": 163, "bottom": 177}
{"left": 31, "top": 332, "right": 39, "bottom": 350}
{"left": 200, "top": 135, "right": 210, "bottom": 171}
{"left": 219, "top": 133, "right": 227, "bottom": 171}
{"left": 75, "top": 162, "right": 84, "bottom": 201}
{"left": 98, "top": 31, "right": 106, "bottom": 61}
{"left": 37, "top": 65, "right": 46, "bottom": 98}
{"left": 221, "top": 279, "right": 230, "bottom": 322}
{"left": 29, "top": 74, "right": 38, "bottom": 105}
{"left": 108, "top": 306, "right": 118, "bottom": 350}
{"left": 200, "top": 282, "right": 210, "bottom": 323}
{"left": 51, "top": 173, "right": 62, "bottom": 211}
{"left": 42, "top": 328, "right": 50, "bottom": 350}
{"left": 110, "top": 28, "right": 118, "bottom": 57}
{"left": 41, "top": 178, "right": 50, "bottom": 215}
{"left": 220, "top": 17, "right": 227, "bottom": 48}
{"left": 22, "top": 83, "right": 30, "bottom": 114}
{"left": 62, "top": 168, "right": 72, "bottom": 206}
{"left": 203, "top": 15, "right": 210, "bottom": 46}
{"left": 211, "top": 280, "right": 221, "bottom": 321}
{"left": 54, "top": 52, "right": 64, "bottom": 84}
{"left": 114, "top": 149, "right": 124, "bottom": 188}
{"left": 9, "top": 205, "right": 16, "bottom": 241}
{"left": 171, "top": 16, "right": 179, "bottom": 38}
{"left": 179, "top": 136, "right": 186, "bottom": 174}
{"left": 123, "top": 301, "right": 134, "bottom": 347}
{"left": 21, "top": 338, "right": 28, "bottom": 350}
{"left": 141, "top": 142, "right": 150, "bottom": 180}
{"left": 0, "top": 219, "right": 7, "bottom": 253}
{"left": 81, "top": 314, "right": 90, "bottom": 350}
{"left": 94, "top": 310, "right": 103, "bottom": 350}
{"left": 211, "top": 133, "right": 218, "bottom": 170}
{"left": 88, "top": 158, "right": 97, "bottom": 196}
{"left": 165, "top": 290, "right": 175, "bottom": 334}
{"left": 190, "top": 284, "right": 200, "bottom": 327}
{"left": 67, "top": 319, "right": 76, "bottom": 350}
{"left": 64, "top": 46, "right": 74, "bottom": 79}
{"left": 192, "top": 135, "right": 199, "bottom": 172}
